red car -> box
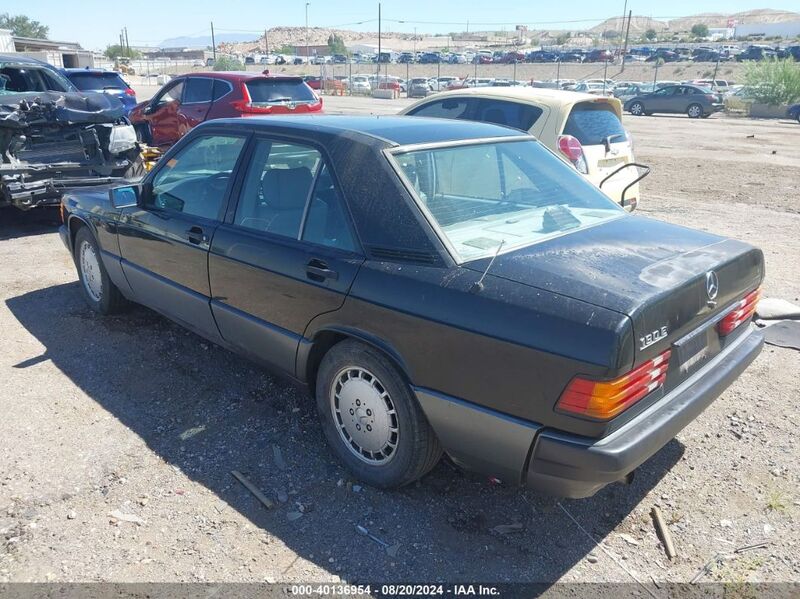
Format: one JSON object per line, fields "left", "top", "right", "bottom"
{"left": 129, "top": 72, "right": 322, "bottom": 148}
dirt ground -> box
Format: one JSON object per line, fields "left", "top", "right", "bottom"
{"left": 1, "top": 99, "right": 798, "bottom": 588}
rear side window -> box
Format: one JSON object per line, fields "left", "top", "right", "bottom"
{"left": 474, "top": 99, "right": 543, "bottom": 131}
{"left": 562, "top": 103, "right": 627, "bottom": 146}
{"left": 244, "top": 79, "right": 316, "bottom": 103}
{"left": 407, "top": 98, "right": 472, "bottom": 119}
{"left": 212, "top": 79, "right": 233, "bottom": 100}
{"left": 234, "top": 140, "right": 321, "bottom": 238}
{"left": 302, "top": 164, "right": 357, "bottom": 251}
{"left": 67, "top": 72, "right": 128, "bottom": 91}
{"left": 183, "top": 77, "right": 213, "bottom": 103}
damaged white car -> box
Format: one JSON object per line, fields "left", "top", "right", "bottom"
{"left": 0, "top": 54, "right": 142, "bottom": 212}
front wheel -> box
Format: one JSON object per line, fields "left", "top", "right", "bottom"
{"left": 629, "top": 101, "right": 645, "bottom": 116}
{"left": 315, "top": 339, "right": 442, "bottom": 488}
{"left": 74, "top": 227, "right": 129, "bottom": 314}
{"left": 687, "top": 103, "right": 703, "bottom": 118}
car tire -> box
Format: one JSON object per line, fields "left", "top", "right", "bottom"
{"left": 687, "top": 103, "right": 703, "bottom": 118}
{"left": 629, "top": 101, "right": 645, "bottom": 116}
{"left": 134, "top": 124, "right": 151, "bottom": 144}
{"left": 315, "top": 339, "right": 442, "bottom": 488}
{"left": 73, "top": 227, "right": 129, "bottom": 315}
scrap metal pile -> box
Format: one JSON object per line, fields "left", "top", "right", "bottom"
{"left": 0, "top": 91, "right": 142, "bottom": 210}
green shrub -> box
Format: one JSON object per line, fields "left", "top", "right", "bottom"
{"left": 213, "top": 55, "right": 245, "bottom": 71}
{"left": 743, "top": 58, "right": 800, "bottom": 105}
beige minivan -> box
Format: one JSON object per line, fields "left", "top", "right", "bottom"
{"left": 401, "top": 87, "right": 645, "bottom": 209}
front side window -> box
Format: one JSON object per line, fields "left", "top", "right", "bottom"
{"left": 150, "top": 135, "right": 245, "bottom": 219}
{"left": 234, "top": 139, "right": 321, "bottom": 238}
{"left": 155, "top": 80, "right": 184, "bottom": 105}
{"left": 392, "top": 139, "right": 625, "bottom": 262}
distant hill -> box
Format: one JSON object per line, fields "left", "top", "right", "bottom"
{"left": 668, "top": 9, "right": 800, "bottom": 32}
{"left": 158, "top": 33, "right": 257, "bottom": 49}
{"left": 590, "top": 8, "right": 800, "bottom": 36}
{"left": 589, "top": 16, "right": 668, "bottom": 36}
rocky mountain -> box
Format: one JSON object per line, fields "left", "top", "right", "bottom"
{"left": 590, "top": 8, "right": 800, "bottom": 36}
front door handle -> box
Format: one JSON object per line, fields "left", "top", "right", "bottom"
{"left": 186, "top": 226, "right": 208, "bottom": 245}
{"left": 306, "top": 258, "right": 338, "bottom": 282}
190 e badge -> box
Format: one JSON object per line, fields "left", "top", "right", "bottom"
{"left": 639, "top": 326, "right": 668, "bottom": 350}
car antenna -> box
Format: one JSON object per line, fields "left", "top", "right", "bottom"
{"left": 470, "top": 240, "right": 506, "bottom": 294}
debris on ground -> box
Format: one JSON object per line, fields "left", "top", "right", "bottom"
{"left": 386, "top": 543, "right": 401, "bottom": 558}
{"left": 276, "top": 489, "right": 289, "bottom": 503}
{"left": 763, "top": 321, "right": 800, "bottom": 350}
{"left": 618, "top": 533, "right": 640, "bottom": 546}
{"left": 756, "top": 298, "right": 800, "bottom": 320}
{"left": 107, "top": 510, "right": 145, "bottom": 525}
{"left": 356, "top": 524, "right": 392, "bottom": 557}
{"left": 272, "top": 445, "right": 287, "bottom": 471}
{"left": 734, "top": 541, "right": 770, "bottom": 554}
{"left": 179, "top": 425, "right": 206, "bottom": 440}
{"left": 651, "top": 506, "right": 677, "bottom": 559}
{"left": 586, "top": 554, "right": 599, "bottom": 564}
{"left": 491, "top": 522, "right": 524, "bottom": 535}
{"left": 231, "top": 470, "right": 274, "bottom": 509}
{"left": 286, "top": 511, "right": 303, "bottom": 522}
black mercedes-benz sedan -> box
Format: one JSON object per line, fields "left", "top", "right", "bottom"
{"left": 59, "top": 115, "right": 764, "bottom": 498}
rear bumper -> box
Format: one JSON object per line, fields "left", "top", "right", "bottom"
{"left": 527, "top": 326, "right": 763, "bottom": 497}
{"left": 709, "top": 103, "right": 725, "bottom": 113}
{"left": 416, "top": 325, "right": 763, "bottom": 498}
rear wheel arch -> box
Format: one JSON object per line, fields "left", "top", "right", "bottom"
{"left": 302, "top": 327, "right": 413, "bottom": 395}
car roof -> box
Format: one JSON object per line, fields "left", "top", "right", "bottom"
{"left": 185, "top": 71, "right": 302, "bottom": 82}
{"left": 202, "top": 115, "right": 525, "bottom": 147}
{"left": 0, "top": 53, "right": 50, "bottom": 66}
{"left": 63, "top": 68, "right": 122, "bottom": 74}
{"left": 409, "top": 86, "right": 613, "bottom": 110}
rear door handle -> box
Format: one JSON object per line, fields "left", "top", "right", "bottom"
{"left": 186, "top": 226, "right": 208, "bottom": 245}
{"left": 306, "top": 258, "right": 338, "bottom": 282}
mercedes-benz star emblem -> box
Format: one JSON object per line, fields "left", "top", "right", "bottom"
{"left": 706, "top": 271, "right": 719, "bottom": 301}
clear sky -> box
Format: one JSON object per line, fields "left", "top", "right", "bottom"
{"left": 4, "top": 0, "right": 799, "bottom": 50}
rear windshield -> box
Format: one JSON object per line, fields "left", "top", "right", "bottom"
{"left": 392, "top": 139, "right": 624, "bottom": 262}
{"left": 67, "top": 72, "right": 128, "bottom": 91}
{"left": 563, "top": 102, "right": 627, "bottom": 146}
{"left": 245, "top": 79, "right": 316, "bottom": 103}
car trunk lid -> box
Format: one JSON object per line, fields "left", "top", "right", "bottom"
{"left": 465, "top": 216, "right": 764, "bottom": 375}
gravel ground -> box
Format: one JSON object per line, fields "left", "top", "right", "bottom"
{"left": 0, "top": 102, "right": 798, "bottom": 587}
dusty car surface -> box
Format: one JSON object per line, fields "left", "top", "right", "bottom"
{"left": 401, "top": 87, "right": 646, "bottom": 209}
{"left": 0, "top": 54, "right": 141, "bottom": 212}
{"left": 59, "top": 115, "right": 764, "bottom": 498}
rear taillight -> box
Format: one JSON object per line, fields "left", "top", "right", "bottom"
{"left": 556, "top": 349, "right": 672, "bottom": 420}
{"left": 557, "top": 135, "right": 588, "bottom": 174}
{"left": 718, "top": 288, "right": 761, "bottom": 336}
{"left": 705, "top": 94, "right": 717, "bottom": 102}
{"left": 125, "top": 88, "right": 136, "bottom": 96}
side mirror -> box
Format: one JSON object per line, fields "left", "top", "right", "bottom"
{"left": 109, "top": 185, "right": 139, "bottom": 209}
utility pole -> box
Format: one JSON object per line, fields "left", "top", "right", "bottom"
{"left": 124, "top": 27, "right": 130, "bottom": 54}
{"left": 264, "top": 28, "right": 269, "bottom": 55}
{"left": 621, "top": 9, "right": 632, "bottom": 72}
{"left": 377, "top": 2, "right": 382, "bottom": 81}
{"left": 305, "top": 3, "right": 310, "bottom": 65}
{"left": 211, "top": 21, "right": 216, "bottom": 62}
